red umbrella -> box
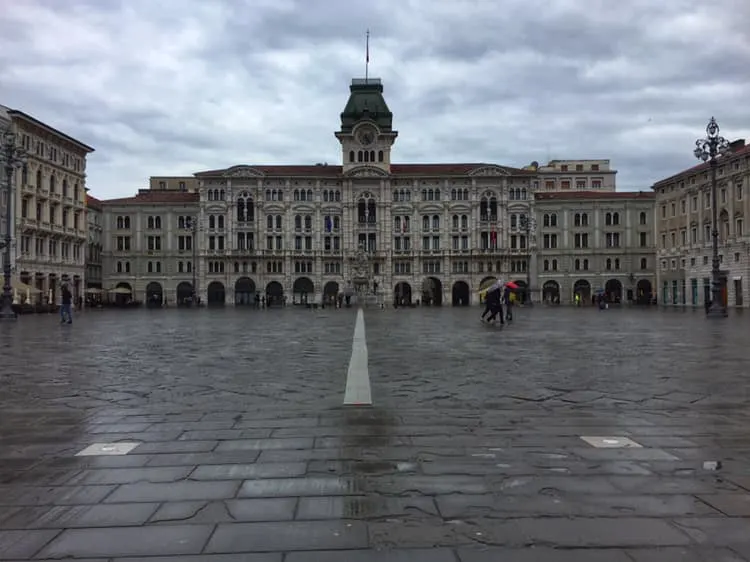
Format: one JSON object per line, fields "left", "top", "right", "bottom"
{"left": 506, "top": 281, "right": 519, "bottom": 290}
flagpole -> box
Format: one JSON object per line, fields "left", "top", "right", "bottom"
{"left": 365, "top": 29, "right": 370, "bottom": 83}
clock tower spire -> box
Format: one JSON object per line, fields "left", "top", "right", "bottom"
{"left": 335, "top": 77, "right": 398, "bottom": 174}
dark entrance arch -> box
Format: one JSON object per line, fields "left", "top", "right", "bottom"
{"left": 513, "top": 279, "right": 528, "bottom": 304}
{"left": 542, "top": 280, "right": 560, "bottom": 304}
{"left": 176, "top": 281, "right": 193, "bottom": 306}
{"left": 452, "top": 281, "right": 470, "bottom": 306}
{"left": 636, "top": 279, "right": 653, "bottom": 305}
{"left": 573, "top": 279, "right": 591, "bottom": 304}
{"left": 266, "top": 281, "right": 284, "bottom": 306}
{"left": 235, "top": 277, "right": 256, "bottom": 306}
{"left": 323, "top": 281, "right": 339, "bottom": 305}
{"left": 293, "top": 277, "right": 314, "bottom": 304}
{"left": 394, "top": 282, "right": 412, "bottom": 306}
{"left": 605, "top": 279, "right": 623, "bottom": 303}
{"left": 422, "top": 277, "right": 443, "bottom": 306}
{"left": 207, "top": 281, "right": 226, "bottom": 306}
{"left": 145, "top": 281, "right": 163, "bottom": 307}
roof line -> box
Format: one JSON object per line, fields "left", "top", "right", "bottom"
{"left": 8, "top": 109, "right": 95, "bottom": 153}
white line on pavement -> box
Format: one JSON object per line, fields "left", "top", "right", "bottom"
{"left": 343, "top": 307, "right": 372, "bottom": 405}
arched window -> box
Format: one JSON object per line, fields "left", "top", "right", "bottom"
{"left": 613, "top": 212, "right": 620, "bottom": 225}
{"left": 36, "top": 169, "right": 42, "bottom": 188}
{"left": 117, "top": 261, "right": 123, "bottom": 273}
{"left": 335, "top": 190, "right": 341, "bottom": 201}
{"left": 451, "top": 189, "right": 457, "bottom": 200}
{"left": 574, "top": 213, "right": 581, "bottom": 227}
{"left": 461, "top": 215, "right": 468, "bottom": 229}
{"left": 267, "top": 215, "right": 273, "bottom": 229}
{"left": 432, "top": 215, "right": 440, "bottom": 230}
{"left": 148, "top": 216, "right": 155, "bottom": 229}
{"left": 544, "top": 259, "right": 549, "bottom": 271}
{"left": 275, "top": 215, "right": 282, "bottom": 229}
{"left": 509, "top": 189, "right": 515, "bottom": 200}
{"left": 639, "top": 212, "right": 647, "bottom": 225}
{"left": 640, "top": 258, "right": 647, "bottom": 269}
{"left": 521, "top": 189, "right": 527, "bottom": 200}
{"left": 583, "top": 259, "right": 589, "bottom": 270}
{"left": 349, "top": 151, "right": 355, "bottom": 162}
{"left": 606, "top": 258, "right": 612, "bottom": 270}
{"left": 605, "top": 212, "right": 612, "bottom": 226}
{"left": 124, "top": 217, "right": 130, "bottom": 228}
{"left": 452, "top": 215, "right": 459, "bottom": 230}
{"left": 358, "top": 151, "right": 363, "bottom": 162}
{"left": 218, "top": 216, "right": 224, "bottom": 229}
{"left": 615, "top": 258, "right": 620, "bottom": 270}
{"left": 543, "top": 214, "right": 550, "bottom": 227}
{"left": 367, "top": 199, "right": 376, "bottom": 222}
{"left": 575, "top": 259, "right": 581, "bottom": 270}
{"left": 550, "top": 214, "right": 557, "bottom": 227}
{"left": 294, "top": 189, "right": 300, "bottom": 201}
{"left": 50, "top": 174, "right": 56, "bottom": 193}
{"left": 369, "top": 151, "right": 375, "bottom": 162}
{"left": 378, "top": 150, "right": 383, "bottom": 162}
{"left": 363, "top": 151, "right": 369, "bottom": 163}
{"left": 435, "top": 189, "right": 441, "bottom": 201}
{"left": 552, "top": 259, "right": 558, "bottom": 270}
{"left": 304, "top": 215, "right": 312, "bottom": 230}
{"left": 582, "top": 213, "right": 589, "bottom": 226}
{"left": 422, "top": 215, "right": 430, "bottom": 230}
{"left": 267, "top": 262, "right": 272, "bottom": 273}
{"left": 294, "top": 215, "right": 302, "bottom": 230}
{"left": 209, "top": 215, "right": 216, "bottom": 229}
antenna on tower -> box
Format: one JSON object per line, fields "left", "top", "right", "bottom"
{"left": 365, "top": 29, "right": 370, "bottom": 83}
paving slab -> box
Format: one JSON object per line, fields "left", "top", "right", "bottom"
{"left": 1, "top": 308, "right": 750, "bottom": 558}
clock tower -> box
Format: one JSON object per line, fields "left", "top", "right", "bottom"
{"left": 335, "top": 78, "right": 398, "bottom": 174}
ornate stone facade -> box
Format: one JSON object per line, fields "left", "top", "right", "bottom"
{"left": 1, "top": 104, "right": 94, "bottom": 304}
{"left": 98, "top": 77, "right": 656, "bottom": 307}
{"left": 653, "top": 140, "right": 750, "bottom": 308}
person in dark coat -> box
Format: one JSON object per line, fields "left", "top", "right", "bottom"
{"left": 60, "top": 283, "right": 73, "bottom": 324}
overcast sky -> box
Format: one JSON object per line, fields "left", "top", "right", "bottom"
{"left": 1, "top": 0, "right": 748, "bottom": 199}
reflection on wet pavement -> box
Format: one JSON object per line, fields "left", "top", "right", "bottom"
{"left": 0, "top": 307, "right": 749, "bottom": 559}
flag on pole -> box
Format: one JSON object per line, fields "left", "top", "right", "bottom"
{"left": 366, "top": 30, "right": 370, "bottom": 63}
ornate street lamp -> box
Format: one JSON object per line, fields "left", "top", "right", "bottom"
{"left": 694, "top": 117, "right": 731, "bottom": 317}
{"left": 185, "top": 215, "right": 199, "bottom": 306}
{"left": 0, "top": 130, "right": 27, "bottom": 320}
{"left": 519, "top": 214, "right": 536, "bottom": 306}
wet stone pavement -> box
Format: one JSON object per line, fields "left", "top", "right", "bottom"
{"left": 0, "top": 306, "right": 749, "bottom": 560}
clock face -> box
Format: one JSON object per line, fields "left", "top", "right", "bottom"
{"left": 358, "top": 129, "right": 375, "bottom": 146}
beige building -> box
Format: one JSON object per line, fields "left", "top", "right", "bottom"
{"left": 86, "top": 195, "right": 103, "bottom": 289}
{"left": 534, "top": 191, "right": 657, "bottom": 304}
{"left": 653, "top": 139, "right": 750, "bottom": 308}
{"left": 1, "top": 104, "right": 94, "bottom": 304}
{"left": 99, "top": 77, "right": 654, "bottom": 306}
{"left": 100, "top": 190, "right": 199, "bottom": 304}
{"left": 527, "top": 159, "right": 618, "bottom": 192}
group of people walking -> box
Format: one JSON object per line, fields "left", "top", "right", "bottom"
{"left": 480, "top": 279, "right": 516, "bottom": 325}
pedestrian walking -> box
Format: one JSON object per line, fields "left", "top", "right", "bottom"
{"left": 60, "top": 283, "right": 73, "bottom": 324}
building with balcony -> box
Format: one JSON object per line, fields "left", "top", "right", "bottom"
{"left": 652, "top": 139, "right": 750, "bottom": 308}
{"left": 99, "top": 77, "right": 644, "bottom": 306}
{"left": 534, "top": 191, "right": 657, "bottom": 305}
{"left": 86, "top": 195, "right": 103, "bottom": 290}
{"left": 1, "top": 104, "right": 94, "bottom": 304}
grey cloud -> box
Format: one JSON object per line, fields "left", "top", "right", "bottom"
{"left": 1, "top": 0, "right": 748, "bottom": 198}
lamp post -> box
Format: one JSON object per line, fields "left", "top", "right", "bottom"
{"left": 518, "top": 214, "right": 536, "bottom": 306}
{"left": 0, "top": 130, "right": 27, "bottom": 320}
{"left": 186, "top": 215, "right": 198, "bottom": 306}
{"left": 694, "top": 117, "right": 730, "bottom": 318}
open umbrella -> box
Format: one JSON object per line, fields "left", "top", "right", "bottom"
{"left": 505, "top": 281, "right": 520, "bottom": 290}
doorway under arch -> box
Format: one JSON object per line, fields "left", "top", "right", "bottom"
{"left": 207, "top": 281, "right": 226, "bottom": 305}
{"left": 394, "top": 282, "right": 412, "bottom": 306}
{"left": 293, "top": 277, "right": 315, "bottom": 304}
{"left": 266, "top": 281, "right": 284, "bottom": 306}
{"left": 573, "top": 279, "right": 591, "bottom": 304}
{"left": 145, "top": 281, "right": 163, "bottom": 307}
{"left": 452, "top": 281, "right": 470, "bottom": 306}
{"left": 176, "top": 281, "right": 193, "bottom": 306}
{"left": 636, "top": 279, "right": 653, "bottom": 305}
{"left": 422, "top": 277, "right": 443, "bottom": 306}
{"left": 542, "top": 280, "right": 560, "bottom": 304}
{"left": 605, "top": 279, "right": 623, "bottom": 303}
{"left": 235, "top": 277, "right": 256, "bottom": 306}
{"left": 113, "top": 282, "right": 132, "bottom": 306}
{"left": 323, "top": 281, "right": 339, "bottom": 305}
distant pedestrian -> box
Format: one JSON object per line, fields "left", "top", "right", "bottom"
{"left": 60, "top": 284, "right": 73, "bottom": 324}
